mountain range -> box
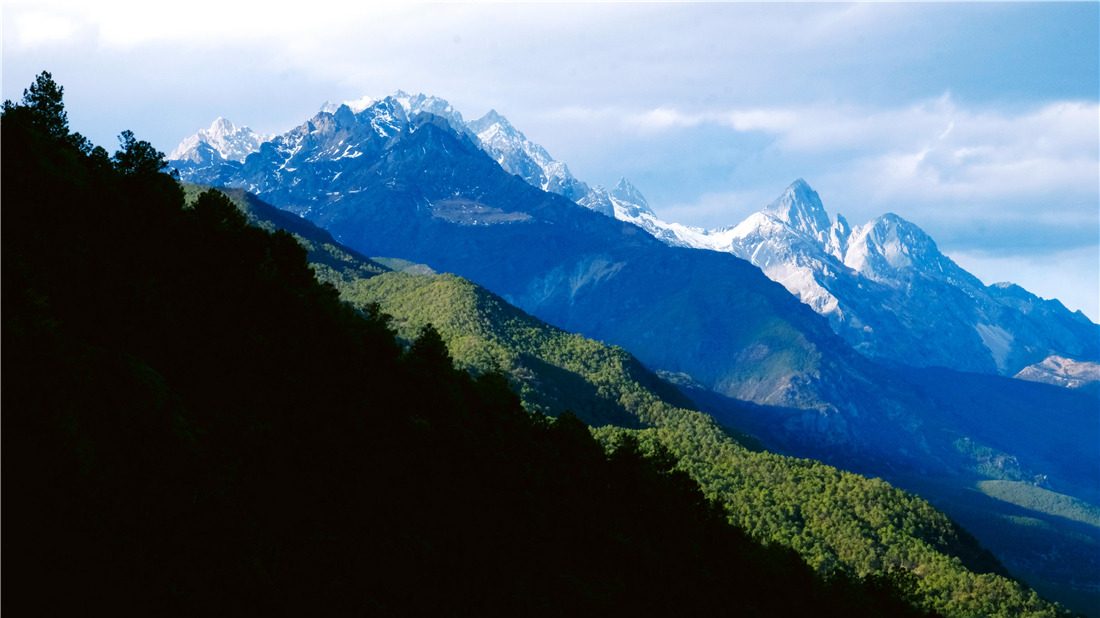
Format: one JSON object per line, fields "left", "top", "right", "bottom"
{"left": 166, "top": 92, "right": 1097, "bottom": 484}
{"left": 168, "top": 93, "right": 1099, "bottom": 611}
{"left": 169, "top": 93, "right": 1098, "bottom": 387}
{"left": 596, "top": 178, "right": 1098, "bottom": 381}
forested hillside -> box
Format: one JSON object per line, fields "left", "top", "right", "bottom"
{"left": 317, "top": 266, "right": 1075, "bottom": 618}
{"left": 5, "top": 72, "right": 966, "bottom": 616}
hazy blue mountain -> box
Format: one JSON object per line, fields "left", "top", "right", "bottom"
{"left": 570, "top": 176, "right": 1100, "bottom": 380}
{"left": 216, "top": 180, "right": 1100, "bottom": 613}
{"left": 164, "top": 97, "right": 1097, "bottom": 490}
{"left": 201, "top": 95, "right": 1096, "bottom": 383}
{"left": 719, "top": 181, "right": 1098, "bottom": 377}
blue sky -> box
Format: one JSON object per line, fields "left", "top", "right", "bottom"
{"left": 4, "top": 2, "right": 1098, "bottom": 321}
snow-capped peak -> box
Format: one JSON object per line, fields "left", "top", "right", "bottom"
{"left": 345, "top": 95, "right": 376, "bottom": 113}
{"left": 478, "top": 109, "right": 506, "bottom": 125}
{"left": 168, "top": 117, "right": 273, "bottom": 163}
{"left": 761, "top": 179, "right": 832, "bottom": 241}
{"left": 465, "top": 108, "right": 585, "bottom": 196}
{"left": 467, "top": 109, "right": 523, "bottom": 142}
{"left": 609, "top": 177, "right": 655, "bottom": 218}
{"left": 209, "top": 117, "right": 236, "bottom": 137}
{"left": 842, "top": 212, "right": 975, "bottom": 286}
{"left": 397, "top": 92, "right": 468, "bottom": 134}
{"left": 321, "top": 95, "right": 376, "bottom": 114}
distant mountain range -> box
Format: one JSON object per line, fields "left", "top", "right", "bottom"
{"left": 633, "top": 178, "right": 1097, "bottom": 380}
{"left": 167, "top": 96, "right": 1099, "bottom": 612}
{"left": 168, "top": 94, "right": 1098, "bottom": 388}
{"left": 165, "top": 93, "right": 1098, "bottom": 487}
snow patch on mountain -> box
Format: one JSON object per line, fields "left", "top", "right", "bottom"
{"left": 466, "top": 108, "right": 589, "bottom": 199}
{"left": 762, "top": 179, "right": 832, "bottom": 243}
{"left": 320, "top": 95, "right": 376, "bottom": 114}
{"left": 168, "top": 118, "right": 272, "bottom": 163}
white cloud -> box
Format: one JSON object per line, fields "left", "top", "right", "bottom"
{"left": 627, "top": 108, "right": 704, "bottom": 133}
{"left": 8, "top": 2, "right": 415, "bottom": 50}
{"left": 12, "top": 10, "right": 82, "bottom": 48}
{"left": 722, "top": 110, "right": 799, "bottom": 133}
{"left": 655, "top": 189, "right": 776, "bottom": 229}
{"left": 593, "top": 95, "right": 1098, "bottom": 213}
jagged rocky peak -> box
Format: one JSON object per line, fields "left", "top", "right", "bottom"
{"left": 329, "top": 103, "right": 358, "bottom": 126}
{"left": 463, "top": 107, "right": 589, "bottom": 198}
{"left": 843, "top": 212, "right": 958, "bottom": 283}
{"left": 762, "top": 179, "right": 833, "bottom": 241}
{"left": 468, "top": 109, "right": 522, "bottom": 140}
{"left": 611, "top": 178, "right": 651, "bottom": 210}
{"left": 313, "top": 95, "right": 410, "bottom": 142}
{"left": 825, "top": 213, "right": 852, "bottom": 260}
{"left": 209, "top": 117, "right": 235, "bottom": 136}
{"left": 393, "top": 91, "right": 468, "bottom": 134}
{"left": 376, "top": 94, "right": 410, "bottom": 115}
{"left": 478, "top": 109, "right": 504, "bottom": 123}
{"left": 168, "top": 117, "right": 273, "bottom": 163}
{"left": 320, "top": 95, "right": 376, "bottom": 114}
{"left": 392, "top": 90, "right": 457, "bottom": 115}
{"left": 321, "top": 91, "right": 467, "bottom": 134}
{"left": 577, "top": 185, "right": 615, "bottom": 218}
{"left": 609, "top": 177, "right": 656, "bottom": 218}
{"left": 830, "top": 213, "right": 851, "bottom": 235}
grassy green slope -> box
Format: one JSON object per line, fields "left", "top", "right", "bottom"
{"left": 316, "top": 266, "right": 1072, "bottom": 618}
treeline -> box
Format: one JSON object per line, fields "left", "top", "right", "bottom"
{"left": 4, "top": 73, "right": 944, "bottom": 615}
{"left": 327, "top": 270, "right": 1078, "bottom": 618}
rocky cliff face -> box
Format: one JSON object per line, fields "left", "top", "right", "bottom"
{"left": 1015, "top": 355, "right": 1100, "bottom": 394}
